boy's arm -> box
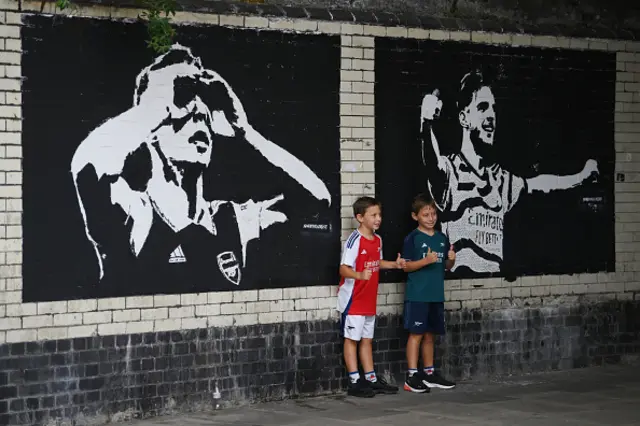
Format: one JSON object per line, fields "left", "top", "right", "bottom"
{"left": 380, "top": 253, "right": 404, "bottom": 270}
{"left": 339, "top": 264, "right": 370, "bottom": 281}
{"left": 404, "top": 252, "right": 437, "bottom": 272}
{"left": 338, "top": 234, "right": 370, "bottom": 280}
{"left": 376, "top": 237, "right": 405, "bottom": 270}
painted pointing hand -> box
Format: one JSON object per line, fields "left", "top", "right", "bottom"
{"left": 229, "top": 194, "right": 288, "bottom": 266}
{"left": 257, "top": 194, "right": 288, "bottom": 230}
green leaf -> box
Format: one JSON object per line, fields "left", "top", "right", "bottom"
{"left": 50, "top": 0, "right": 178, "bottom": 54}
{"left": 140, "top": 0, "right": 177, "bottom": 53}
{"left": 55, "top": 0, "right": 72, "bottom": 10}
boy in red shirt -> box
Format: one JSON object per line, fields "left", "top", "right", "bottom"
{"left": 337, "top": 196, "right": 405, "bottom": 397}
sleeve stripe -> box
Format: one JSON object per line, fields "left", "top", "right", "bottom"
{"left": 346, "top": 231, "right": 359, "bottom": 249}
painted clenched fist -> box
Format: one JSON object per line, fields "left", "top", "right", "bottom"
{"left": 580, "top": 159, "right": 599, "bottom": 183}
{"left": 421, "top": 89, "right": 443, "bottom": 121}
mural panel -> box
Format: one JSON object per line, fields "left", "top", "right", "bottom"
{"left": 22, "top": 16, "right": 341, "bottom": 301}
{"left": 376, "top": 38, "right": 616, "bottom": 282}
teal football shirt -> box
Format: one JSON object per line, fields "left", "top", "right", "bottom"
{"left": 402, "top": 229, "right": 449, "bottom": 302}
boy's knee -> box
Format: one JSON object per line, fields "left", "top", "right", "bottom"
{"left": 344, "top": 337, "right": 359, "bottom": 345}
{"left": 408, "top": 333, "right": 423, "bottom": 341}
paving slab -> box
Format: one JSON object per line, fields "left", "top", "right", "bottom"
{"left": 126, "top": 364, "right": 640, "bottom": 426}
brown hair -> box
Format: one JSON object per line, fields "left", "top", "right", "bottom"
{"left": 411, "top": 193, "right": 437, "bottom": 215}
{"left": 353, "top": 196, "right": 381, "bottom": 217}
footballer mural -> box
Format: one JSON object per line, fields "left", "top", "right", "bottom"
{"left": 22, "top": 16, "right": 341, "bottom": 301}
{"left": 376, "top": 37, "right": 615, "bottom": 281}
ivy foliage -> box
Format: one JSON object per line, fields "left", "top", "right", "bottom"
{"left": 54, "top": 0, "right": 178, "bottom": 53}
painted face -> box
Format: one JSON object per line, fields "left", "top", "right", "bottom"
{"left": 153, "top": 95, "right": 215, "bottom": 166}
{"left": 462, "top": 86, "right": 496, "bottom": 147}
{"left": 357, "top": 204, "right": 382, "bottom": 232}
{"left": 137, "top": 53, "right": 239, "bottom": 167}
{"left": 413, "top": 205, "right": 438, "bottom": 230}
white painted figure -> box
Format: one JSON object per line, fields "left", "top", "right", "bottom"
{"left": 71, "top": 44, "right": 331, "bottom": 287}
{"left": 420, "top": 71, "right": 599, "bottom": 274}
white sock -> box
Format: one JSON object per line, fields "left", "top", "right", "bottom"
{"left": 365, "top": 371, "right": 377, "bottom": 383}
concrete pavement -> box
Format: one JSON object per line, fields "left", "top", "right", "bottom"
{"left": 127, "top": 364, "right": 640, "bottom": 425}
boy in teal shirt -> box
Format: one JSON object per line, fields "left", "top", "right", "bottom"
{"left": 402, "top": 193, "right": 456, "bottom": 393}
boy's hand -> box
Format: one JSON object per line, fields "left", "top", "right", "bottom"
{"left": 425, "top": 247, "right": 438, "bottom": 264}
{"left": 448, "top": 245, "right": 456, "bottom": 262}
{"left": 395, "top": 253, "right": 407, "bottom": 270}
{"left": 358, "top": 269, "right": 372, "bottom": 281}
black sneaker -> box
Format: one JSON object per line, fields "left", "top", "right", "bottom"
{"left": 421, "top": 371, "right": 456, "bottom": 389}
{"left": 347, "top": 378, "right": 375, "bottom": 398}
{"left": 368, "top": 376, "right": 399, "bottom": 394}
{"left": 403, "top": 372, "right": 430, "bottom": 393}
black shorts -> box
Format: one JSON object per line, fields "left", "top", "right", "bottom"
{"left": 403, "top": 301, "right": 446, "bottom": 335}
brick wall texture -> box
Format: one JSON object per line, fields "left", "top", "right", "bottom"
{"left": 0, "top": 0, "right": 639, "bottom": 424}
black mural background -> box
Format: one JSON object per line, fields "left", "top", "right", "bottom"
{"left": 22, "top": 15, "right": 341, "bottom": 301}
{"left": 375, "top": 37, "right": 616, "bottom": 282}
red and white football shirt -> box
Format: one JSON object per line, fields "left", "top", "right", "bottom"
{"left": 337, "top": 230, "right": 382, "bottom": 316}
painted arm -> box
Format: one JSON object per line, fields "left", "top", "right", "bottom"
{"left": 208, "top": 74, "right": 332, "bottom": 206}
{"left": 526, "top": 159, "right": 599, "bottom": 194}
{"left": 71, "top": 128, "right": 161, "bottom": 281}
{"left": 70, "top": 106, "right": 168, "bottom": 180}
{"left": 420, "top": 90, "right": 450, "bottom": 209}
{"left": 72, "top": 165, "right": 146, "bottom": 281}
{"left": 242, "top": 126, "right": 332, "bottom": 205}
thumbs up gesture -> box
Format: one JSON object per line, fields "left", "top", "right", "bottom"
{"left": 425, "top": 247, "right": 438, "bottom": 264}
{"left": 395, "top": 252, "right": 407, "bottom": 270}
{"left": 448, "top": 244, "right": 456, "bottom": 262}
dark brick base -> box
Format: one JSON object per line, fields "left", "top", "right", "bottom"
{"left": 1, "top": 300, "right": 639, "bottom": 425}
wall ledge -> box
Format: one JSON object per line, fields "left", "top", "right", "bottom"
{"left": 27, "top": 0, "right": 640, "bottom": 41}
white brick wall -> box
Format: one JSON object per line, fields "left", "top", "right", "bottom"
{"left": 0, "top": 2, "right": 636, "bottom": 343}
